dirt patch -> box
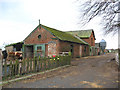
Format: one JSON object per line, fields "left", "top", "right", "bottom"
{"left": 80, "top": 81, "right": 103, "bottom": 88}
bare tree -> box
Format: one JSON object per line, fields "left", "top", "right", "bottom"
{"left": 78, "top": 0, "right": 120, "bottom": 35}
{"left": 77, "top": 0, "right": 120, "bottom": 68}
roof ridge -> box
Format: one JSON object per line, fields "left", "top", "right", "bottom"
{"left": 41, "top": 24, "right": 67, "bottom": 33}
{"left": 66, "top": 29, "right": 93, "bottom": 32}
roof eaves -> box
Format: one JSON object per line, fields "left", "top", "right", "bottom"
{"left": 5, "top": 41, "right": 23, "bottom": 47}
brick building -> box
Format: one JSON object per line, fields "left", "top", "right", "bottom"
{"left": 67, "top": 30, "right": 96, "bottom": 56}
{"left": 23, "top": 24, "right": 89, "bottom": 58}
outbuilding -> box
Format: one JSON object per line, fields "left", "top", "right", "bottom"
{"left": 67, "top": 30, "right": 96, "bottom": 56}
{"left": 23, "top": 24, "right": 90, "bottom": 58}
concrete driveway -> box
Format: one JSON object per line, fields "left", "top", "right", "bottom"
{"left": 3, "top": 53, "right": 119, "bottom": 88}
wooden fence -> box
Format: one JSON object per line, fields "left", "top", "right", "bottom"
{"left": 2, "top": 55, "right": 71, "bottom": 81}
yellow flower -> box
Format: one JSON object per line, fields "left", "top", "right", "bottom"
{"left": 54, "top": 59, "right": 55, "bottom": 60}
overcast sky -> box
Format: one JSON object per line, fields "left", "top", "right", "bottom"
{"left": 0, "top": 0, "right": 118, "bottom": 50}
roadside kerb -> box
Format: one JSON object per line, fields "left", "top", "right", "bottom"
{"left": 0, "top": 65, "right": 70, "bottom": 86}
{"left": 81, "top": 54, "right": 110, "bottom": 59}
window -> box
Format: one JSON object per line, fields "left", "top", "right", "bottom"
{"left": 38, "top": 35, "right": 41, "bottom": 39}
{"left": 37, "top": 46, "right": 42, "bottom": 57}
{"left": 37, "top": 46, "right": 42, "bottom": 51}
{"left": 90, "top": 48, "right": 91, "bottom": 52}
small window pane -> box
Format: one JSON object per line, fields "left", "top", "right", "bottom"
{"left": 37, "top": 46, "right": 42, "bottom": 50}
{"left": 38, "top": 35, "right": 41, "bottom": 39}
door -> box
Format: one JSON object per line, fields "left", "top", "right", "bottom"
{"left": 23, "top": 45, "right": 34, "bottom": 58}
{"left": 70, "top": 45, "right": 74, "bottom": 57}
{"left": 34, "top": 44, "right": 45, "bottom": 57}
{"left": 80, "top": 45, "right": 82, "bottom": 57}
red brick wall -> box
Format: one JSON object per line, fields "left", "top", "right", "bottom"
{"left": 82, "top": 32, "right": 95, "bottom": 46}
{"left": 82, "top": 45, "right": 90, "bottom": 57}
{"left": 73, "top": 44, "right": 80, "bottom": 57}
{"left": 58, "top": 41, "right": 80, "bottom": 57}
{"left": 24, "top": 26, "right": 59, "bottom": 57}
{"left": 58, "top": 41, "right": 72, "bottom": 52}
{"left": 24, "top": 26, "right": 57, "bottom": 44}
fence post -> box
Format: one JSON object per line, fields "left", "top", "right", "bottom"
{"left": 38, "top": 56, "right": 40, "bottom": 71}
{"left": 46, "top": 58, "right": 48, "bottom": 70}
{"left": 9, "top": 60, "right": 12, "bottom": 77}
{"left": 48, "top": 58, "right": 50, "bottom": 70}
{"left": 33, "top": 57, "right": 36, "bottom": 72}
{"left": 30, "top": 58, "right": 32, "bottom": 73}
{"left": 55, "top": 56, "right": 58, "bottom": 68}
{"left": 27, "top": 58, "right": 30, "bottom": 74}
{"left": 57, "top": 56, "right": 60, "bottom": 67}
{"left": 54, "top": 56, "right": 57, "bottom": 68}
{"left": 52, "top": 57, "right": 55, "bottom": 69}
{"left": 67, "top": 56, "right": 69, "bottom": 65}
{"left": 22, "top": 59, "right": 25, "bottom": 75}
{"left": 59, "top": 56, "right": 61, "bottom": 66}
{"left": 64, "top": 56, "right": 66, "bottom": 65}
{"left": 44, "top": 57, "right": 46, "bottom": 70}
{"left": 60, "top": 56, "right": 62, "bottom": 66}
{"left": 66, "top": 56, "right": 68, "bottom": 65}
{"left": 50, "top": 58, "right": 53, "bottom": 69}
{"left": 69, "top": 56, "right": 71, "bottom": 65}
{"left": 62, "top": 56, "right": 65, "bottom": 66}
{"left": 23, "top": 59, "right": 26, "bottom": 74}
{"left": 11, "top": 61, "right": 14, "bottom": 77}
{"left": 15, "top": 60, "right": 19, "bottom": 76}
{"left": 19, "top": 60, "right": 22, "bottom": 76}
{"left": 36, "top": 57, "right": 39, "bottom": 72}
{"left": 40, "top": 59, "right": 42, "bottom": 71}
{"left": 17, "top": 60, "right": 19, "bottom": 75}
{"left": 4, "top": 60, "right": 7, "bottom": 80}
{"left": 20, "top": 60, "right": 23, "bottom": 75}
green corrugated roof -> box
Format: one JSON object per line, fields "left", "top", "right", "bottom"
{"left": 24, "top": 24, "right": 88, "bottom": 45}
{"left": 67, "top": 30, "right": 95, "bottom": 38}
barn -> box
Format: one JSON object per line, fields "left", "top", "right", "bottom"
{"left": 67, "top": 30, "right": 96, "bottom": 56}
{"left": 23, "top": 24, "right": 90, "bottom": 58}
